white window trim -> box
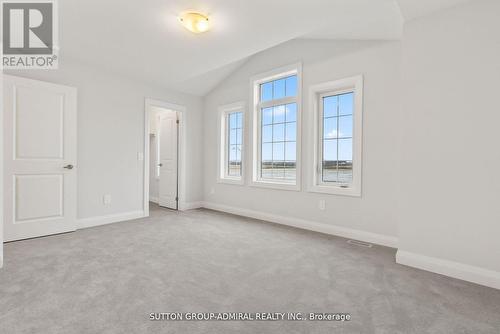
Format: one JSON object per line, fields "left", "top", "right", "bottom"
{"left": 217, "top": 101, "right": 245, "bottom": 185}
{"left": 250, "top": 63, "right": 302, "bottom": 191}
{"left": 309, "top": 75, "right": 363, "bottom": 197}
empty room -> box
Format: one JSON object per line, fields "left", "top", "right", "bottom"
{"left": 1, "top": 0, "right": 500, "bottom": 333}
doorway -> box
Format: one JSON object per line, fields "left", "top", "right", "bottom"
{"left": 144, "top": 99, "right": 185, "bottom": 215}
{"left": 150, "top": 107, "right": 178, "bottom": 209}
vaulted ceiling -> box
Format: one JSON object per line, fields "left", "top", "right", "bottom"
{"left": 60, "top": 0, "right": 474, "bottom": 95}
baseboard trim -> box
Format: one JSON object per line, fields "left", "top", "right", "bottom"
{"left": 201, "top": 201, "right": 398, "bottom": 248}
{"left": 396, "top": 250, "right": 500, "bottom": 290}
{"left": 149, "top": 196, "right": 159, "bottom": 204}
{"left": 77, "top": 210, "right": 145, "bottom": 230}
{"left": 179, "top": 201, "right": 203, "bottom": 211}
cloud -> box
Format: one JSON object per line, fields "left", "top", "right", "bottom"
{"left": 327, "top": 129, "right": 346, "bottom": 138}
{"left": 327, "top": 129, "right": 337, "bottom": 138}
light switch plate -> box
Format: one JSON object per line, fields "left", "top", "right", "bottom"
{"left": 137, "top": 152, "right": 144, "bottom": 161}
{"left": 318, "top": 199, "right": 326, "bottom": 211}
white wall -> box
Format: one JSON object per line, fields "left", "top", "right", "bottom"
{"left": 397, "top": 0, "right": 500, "bottom": 283}
{"left": 203, "top": 39, "right": 402, "bottom": 244}
{"left": 5, "top": 59, "right": 203, "bottom": 221}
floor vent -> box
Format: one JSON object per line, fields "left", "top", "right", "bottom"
{"left": 347, "top": 239, "right": 373, "bottom": 248}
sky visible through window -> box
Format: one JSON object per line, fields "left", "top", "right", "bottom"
{"left": 260, "top": 75, "right": 297, "bottom": 180}
{"left": 322, "top": 92, "right": 354, "bottom": 183}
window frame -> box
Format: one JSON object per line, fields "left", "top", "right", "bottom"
{"left": 250, "top": 63, "right": 302, "bottom": 191}
{"left": 217, "top": 102, "right": 245, "bottom": 185}
{"left": 309, "top": 75, "right": 363, "bottom": 197}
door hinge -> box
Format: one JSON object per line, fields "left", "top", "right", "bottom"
{"left": 175, "top": 196, "right": 179, "bottom": 201}
{"left": 176, "top": 120, "right": 179, "bottom": 124}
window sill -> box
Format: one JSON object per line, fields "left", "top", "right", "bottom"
{"left": 308, "top": 184, "right": 361, "bottom": 197}
{"left": 250, "top": 179, "right": 300, "bottom": 191}
{"left": 217, "top": 177, "right": 245, "bottom": 186}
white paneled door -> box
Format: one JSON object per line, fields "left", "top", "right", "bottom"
{"left": 3, "top": 75, "right": 77, "bottom": 242}
{"left": 158, "top": 110, "right": 178, "bottom": 210}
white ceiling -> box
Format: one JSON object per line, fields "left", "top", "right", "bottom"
{"left": 58, "top": 0, "right": 473, "bottom": 96}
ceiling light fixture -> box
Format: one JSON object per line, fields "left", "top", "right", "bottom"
{"left": 179, "top": 12, "right": 210, "bottom": 34}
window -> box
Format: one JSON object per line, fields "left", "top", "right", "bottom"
{"left": 310, "top": 75, "right": 363, "bottom": 196}
{"left": 252, "top": 64, "right": 301, "bottom": 190}
{"left": 228, "top": 112, "right": 243, "bottom": 177}
{"left": 218, "top": 102, "right": 245, "bottom": 184}
{"left": 321, "top": 92, "right": 354, "bottom": 183}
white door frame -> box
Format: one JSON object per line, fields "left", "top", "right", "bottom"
{"left": 143, "top": 98, "right": 186, "bottom": 216}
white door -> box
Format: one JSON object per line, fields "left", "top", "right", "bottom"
{"left": 3, "top": 75, "right": 77, "bottom": 242}
{"left": 158, "top": 111, "right": 178, "bottom": 210}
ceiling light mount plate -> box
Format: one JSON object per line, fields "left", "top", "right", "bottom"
{"left": 179, "top": 12, "right": 210, "bottom": 34}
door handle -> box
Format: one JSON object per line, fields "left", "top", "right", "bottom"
{"left": 63, "top": 164, "right": 74, "bottom": 170}
{"left": 158, "top": 163, "right": 163, "bottom": 167}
